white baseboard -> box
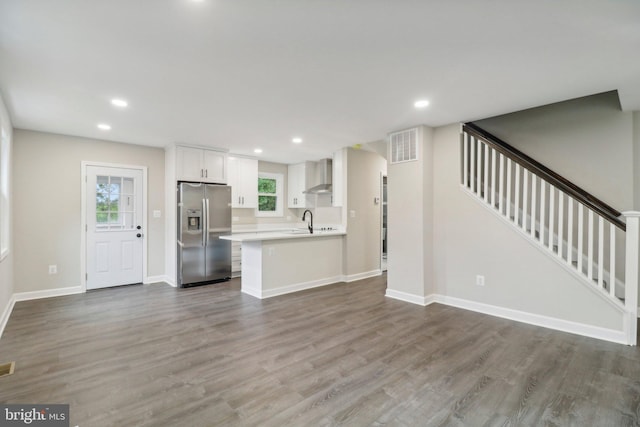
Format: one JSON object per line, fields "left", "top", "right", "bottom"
{"left": 144, "top": 275, "right": 172, "bottom": 285}
{"left": 385, "top": 288, "right": 432, "bottom": 306}
{"left": 342, "top": 269, "right": 382, "bottom": 283}
{"left": 0, "top": 294, "right": 16, "bottom": 340}
{"left": 385, "top": 290, "right": 629, "bottom": 345}
{"left": 244, "top": 275, "right": 344, "bottom": 299}
{"left": 14, "top": 286, "right": 84, "bottom": 302}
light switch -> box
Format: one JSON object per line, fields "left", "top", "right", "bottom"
{"left": 350, "top": 210, "right": 356, "bottom": 218}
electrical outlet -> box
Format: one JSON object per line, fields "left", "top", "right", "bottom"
{"left": 48, "top": 265, "right": 57, "bottom": 275}
{"left": 232, "top": 216, "right": 239, "bottom": 222}
{"left": 153, "top": 210, "right": 162, "bottom": 218}
{"left": 268, "top": 247, "right": 275, "bottom": 256}
{"left": 476, "top": 275, "right": 485, "bottom": 286}
{"left": 350, "top": 210, "right": 356, "bottom": 218}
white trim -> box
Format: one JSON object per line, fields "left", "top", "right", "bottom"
{"left": 81, "top": 161, "right": 148, "bottom": 292}
{"left": 242, "top": 275, "right": 343, "bottom": 299}
{"left": 14, "top": 286, "right": 84, "bottom": 302}
{"left": 143, "top": 275, "right": 169, "bottom": 285}
{"left": 0, "top": 294, "right": 16, "bottom": 339}
{"left": 434, "top": 294, "right": 628, "bottom": 345}
{"left": 385, "top": 289, "right": 432, "bottom": 306}
{"left": 385, "top": 290, "right": 629, "bottom": 345}
{"left": 342, "top": 269, "right": 382, "bottom": 283}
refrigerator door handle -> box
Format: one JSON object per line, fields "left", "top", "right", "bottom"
{"left": 205, "top": 198, "right": 210, "bottom": 245}
{"left": 202, "top": 198, "right": 207, "bottom": 247}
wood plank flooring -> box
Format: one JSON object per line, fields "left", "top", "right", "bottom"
{"left": 1, "top": 275, "right": 640, "bottom": 426}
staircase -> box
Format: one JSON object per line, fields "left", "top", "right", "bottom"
{"left": 460, "top": 123, "right": 639, "bottom": 345}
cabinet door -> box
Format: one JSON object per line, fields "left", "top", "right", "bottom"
{"left": 229, "top": 157, "right": 258, "bottom": 208}
{"left": 203, "top": 150, "right": 227, "bottom": 183}
{"left": 288, "top": 163, "right": 302, "bottom": 207}
{"left": 241, "top": 158, "right": 258, "bottom": 208}
{"left": 176, "top": 146, "right": 204, "bottom": 182}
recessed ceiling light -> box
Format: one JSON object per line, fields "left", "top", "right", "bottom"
{"left": 292, "top": 137, "right": 303, "bottom": 144}
{"left": 414, "top": 100, "right": 430, "bottom": 109}
{"left": 111, "top": 98, "right": 128, "bottom": 108}
{"left": 97, "top": 123, "right": 111, "bottom": 131}
{"left": 254, "top": 148, "right": 263, "bottom": 154}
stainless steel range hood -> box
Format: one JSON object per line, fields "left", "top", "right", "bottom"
{"left": 303, "top": 158, "right": 332, "bottom": 194}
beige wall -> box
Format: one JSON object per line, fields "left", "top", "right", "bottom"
{"left": 343, "top": 148, "right": 387, "bottom": 277}
{"left": 0, "top": 92, "right": 13, "bottom": 331}
{"left": 13, "top": 130, "right": 165, "bottom": 293}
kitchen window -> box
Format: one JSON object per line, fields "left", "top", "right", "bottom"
{"left": 256, "top": 172, "right": 283, "bottom": 217}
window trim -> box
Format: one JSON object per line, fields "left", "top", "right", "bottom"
{"left": 255, "top": 172, "right": 283, "bottom": 217}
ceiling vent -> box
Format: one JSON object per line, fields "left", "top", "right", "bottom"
{"left": 389, "top": 128, "right": 418, "bottom": 164}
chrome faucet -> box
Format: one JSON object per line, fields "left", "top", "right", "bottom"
{"left": 302, "top": 209, "right": 313, "bottom": 234}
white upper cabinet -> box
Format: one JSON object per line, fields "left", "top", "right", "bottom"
{"left": 228, "top": 157, "right": 258, "bottom": 208}
{"left": 176, "top": 146, "right": 228, "bottom": 184}
{"left": 288, "top": 161, "right": 315, "bottom": 208}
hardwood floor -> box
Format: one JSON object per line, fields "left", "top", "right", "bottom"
{"left": 1, "top": 275, "right": 639, "bottom": 426}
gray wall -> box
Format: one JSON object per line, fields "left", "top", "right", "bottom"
{"left": 475, "top": 91, "right": 634, "bottom": 211}
{"left": 0, "top": 93, "right": 13, "bottom": 330}
{"left": 13, "top": 130, "right": 165, "bottom": 293}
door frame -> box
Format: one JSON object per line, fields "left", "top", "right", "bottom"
{"left": 80, "top": 161, "right": 148, "bottom": 292}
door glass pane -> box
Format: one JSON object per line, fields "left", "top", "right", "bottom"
{"left": 96, "top": 175, "right": 136, "bottom": 231}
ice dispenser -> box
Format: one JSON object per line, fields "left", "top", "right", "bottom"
{"left": 186, "top": 209, "right": 202, "bottom": 231}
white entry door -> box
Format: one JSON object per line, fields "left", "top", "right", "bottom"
{"left": 86, "top": 165, "right": 144, "bottom": 289}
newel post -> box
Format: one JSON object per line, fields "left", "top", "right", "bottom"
{"left": 623, "top": 211, "right": 640, "bottom": 345}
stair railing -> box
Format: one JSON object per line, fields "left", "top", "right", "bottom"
{"left": 460, "top": 122, "right": 638, "bottom": 345}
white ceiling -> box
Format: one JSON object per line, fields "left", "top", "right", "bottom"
{"left": 1, "top": 0, "right": 639, "bottom": 164}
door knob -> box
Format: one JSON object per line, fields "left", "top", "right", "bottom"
{"left": 136, "top": 225, "right": 142, "bottom": 230}
{"left": 136, "top": 233, "right": 142, "bottom": 238}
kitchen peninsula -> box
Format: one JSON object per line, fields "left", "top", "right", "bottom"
{"left": 220, "top": 230, "right": 346, "bottom": 298}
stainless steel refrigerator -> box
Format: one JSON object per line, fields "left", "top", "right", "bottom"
{"left": 177, "top": 182, "right": 232, "bottom": 287}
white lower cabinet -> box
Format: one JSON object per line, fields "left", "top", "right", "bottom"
{"left": 231, "top": 241, "right": 242, "bottom": 277}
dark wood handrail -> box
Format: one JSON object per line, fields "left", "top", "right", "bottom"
{"left": 463, "top": 122, "right": 626, "bottom": 231}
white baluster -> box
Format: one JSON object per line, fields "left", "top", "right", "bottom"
{"left": 610, "top": 223, "right": 616, "bottom": 297}
{"left": 587, "top": 210, "right": 594, "bottom": 281}
{"left": 540, "top": 181, "right": 546, "bottom": 246}
{"left": 476, "top": 139, "right": 482, "bottom": 195}
{"left": 506, "top": 159, "right": 512, "bottom": 220}
{"left": 598, "top": 216, "right": 604, "bottom": 289}
{"left": 484, "top": 143, "right": 489, "bottom": 203}
{"left": 491, "top": 148, "right": 497, "bottom": 208}
{"left": 622, "top": 211, "right": 640, "bottom": 346}
{"left": 499, "top": 153, "right": 505, "bottom": 215}
{"left": 463, "top": 132, "right": 469, "bottom": 187}
{"left": 522, "top": 170, "right": 529, "bottom": 232}
{"left": 470, "top": 136, "right": 476, "bottom": 194}
{"left": 548, "top": 186, "right": 555, "bottom": 251}
{"left": 557, "top": 192, "right": 564, "bottom": 258}
{"left": 577, "top": 203, "right": 584, "bottom": 274}
{"left": 530, "top": 175, "right": 537, "bottom": 239}
{"left": 514, "top": 164, "right": 521, "bottom": 226}
{"left": 567, "top": 197, "right": 574, "bottom": 267}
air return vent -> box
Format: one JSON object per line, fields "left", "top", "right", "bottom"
{"left": 389, "top": 128, "right": 418, "bottom": 163}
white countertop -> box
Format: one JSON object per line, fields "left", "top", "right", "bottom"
{"left": 221, "top": 229, "right": 346, "bottom": 242}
